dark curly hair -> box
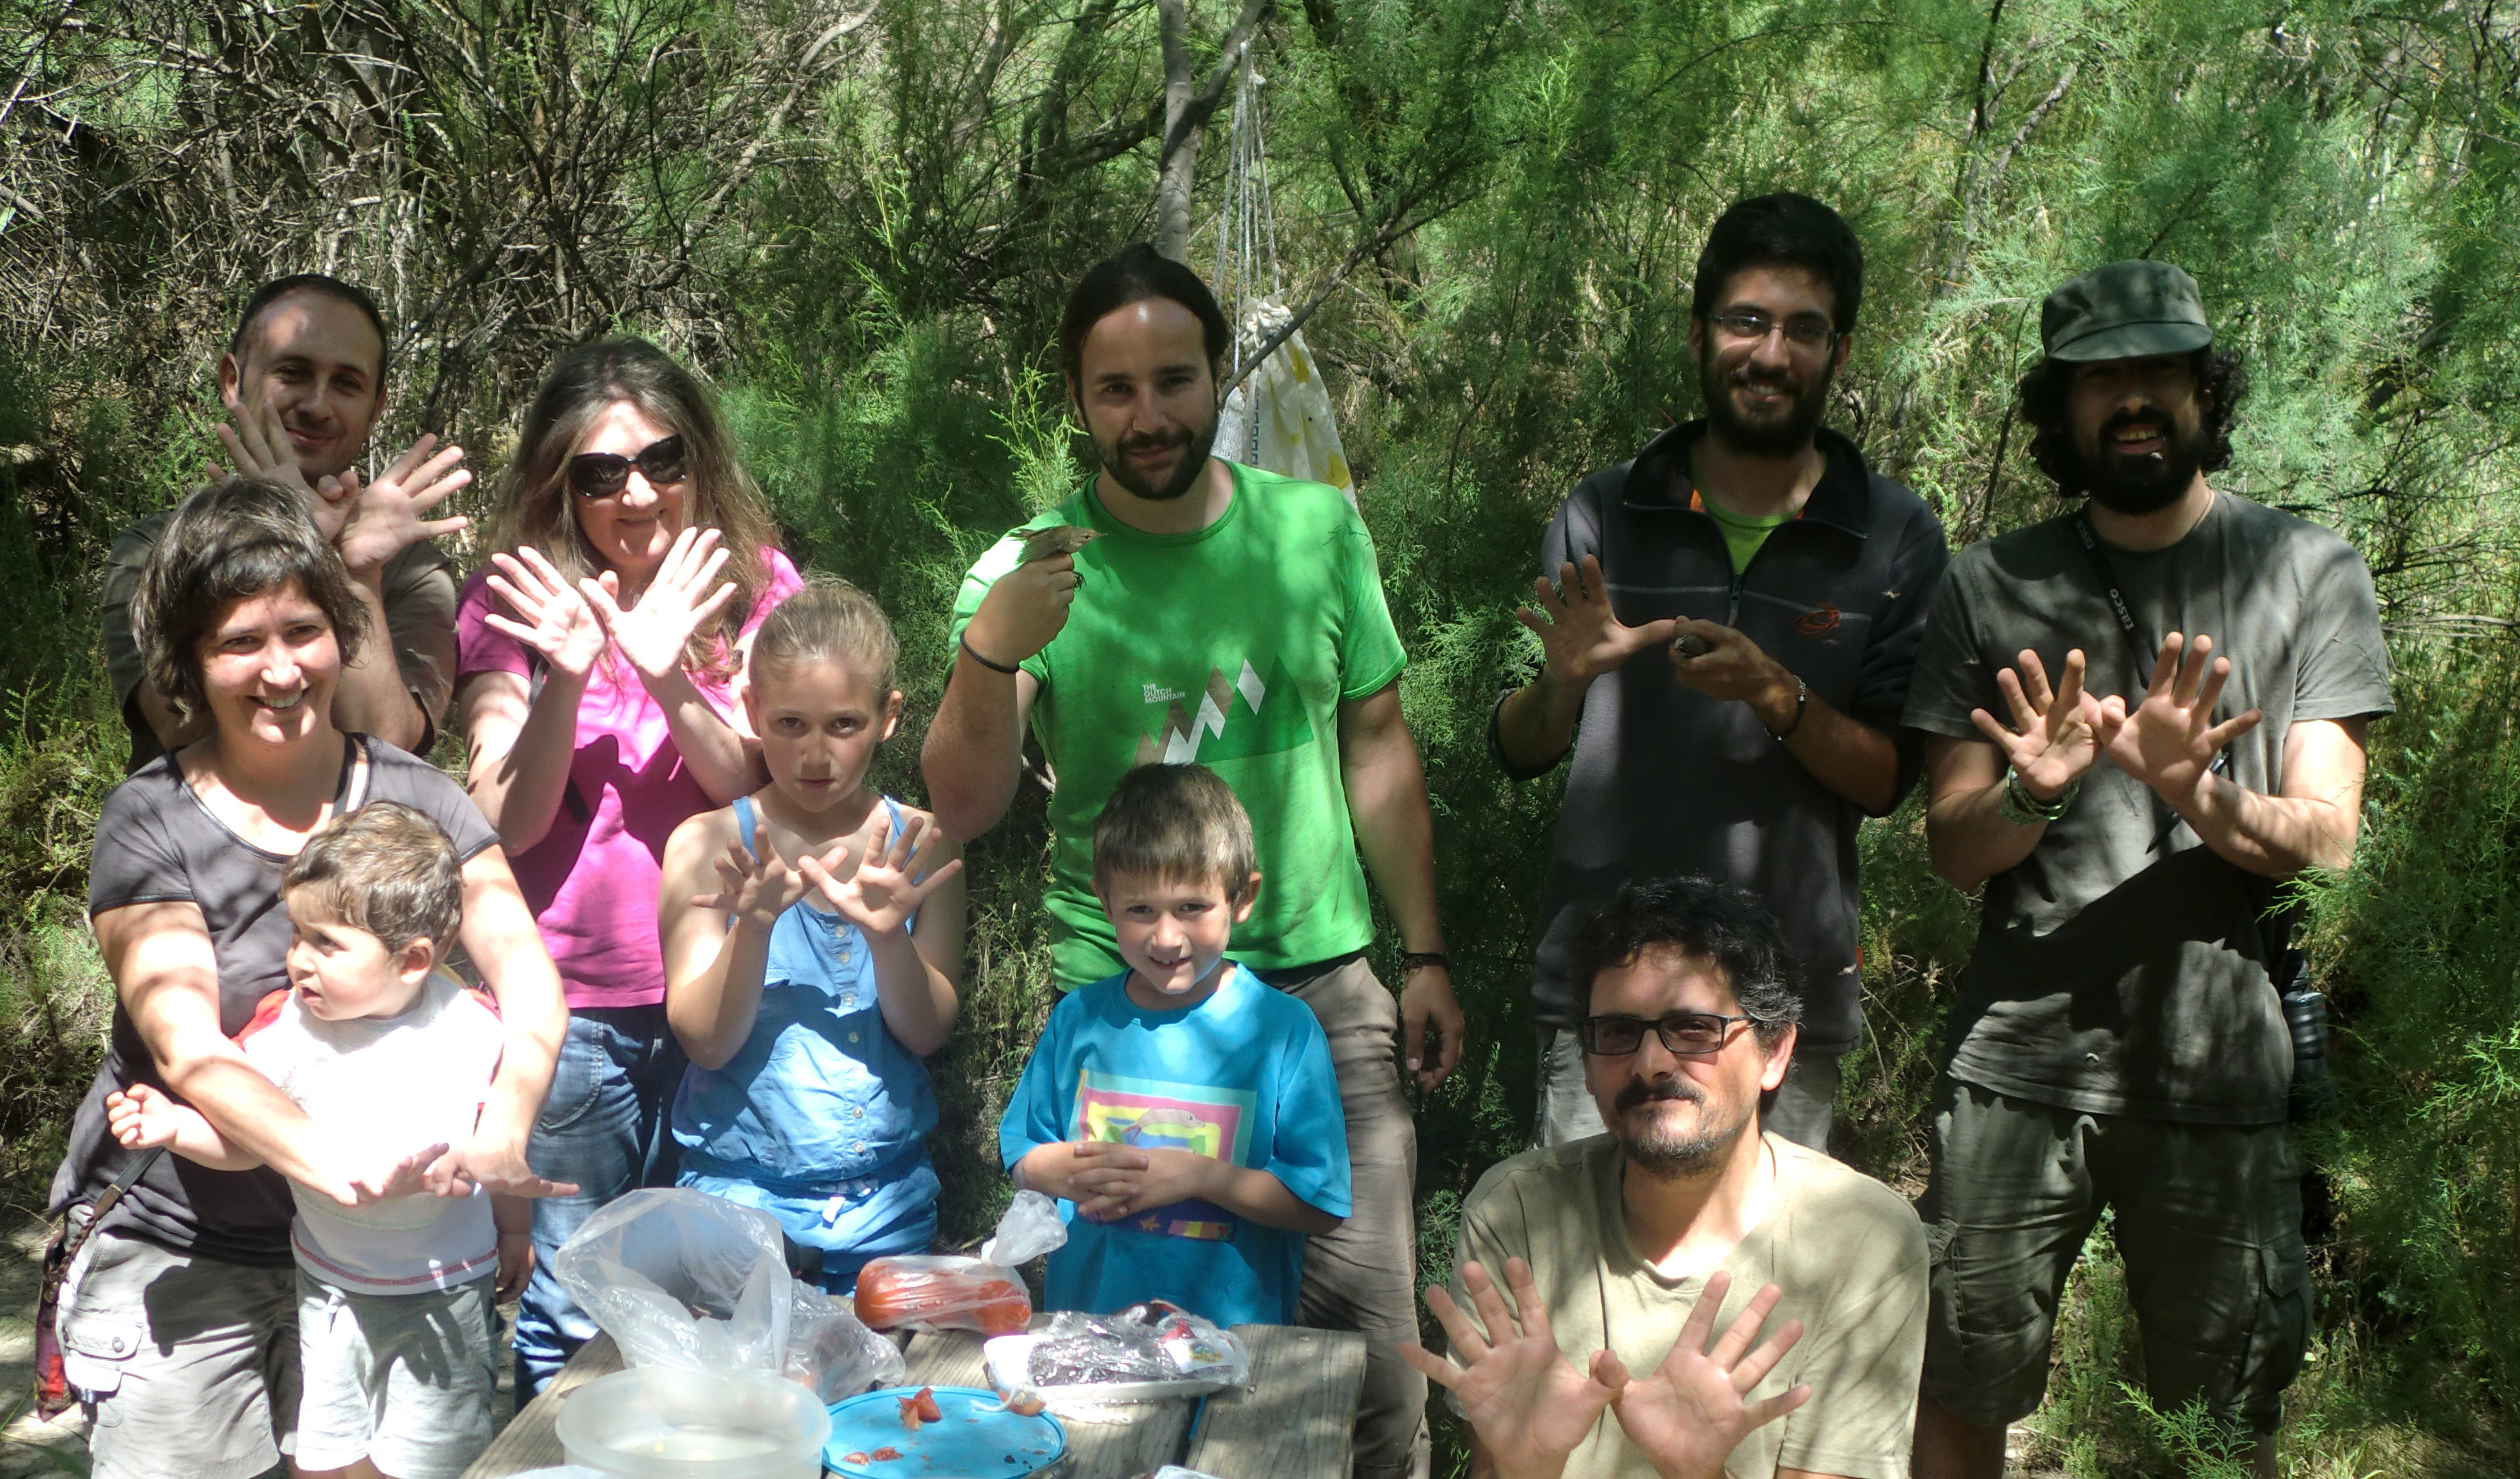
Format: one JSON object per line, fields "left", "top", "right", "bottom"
{"left": 2018, "top": 347, "right": 2249, "bottom": 492}
{"left": 1572, "top": 874, "right": 1802, "bottom": 1048}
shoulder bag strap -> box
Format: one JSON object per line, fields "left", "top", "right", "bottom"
{"left": 2069, "top": 512, "right": 2231, "bottom": 851}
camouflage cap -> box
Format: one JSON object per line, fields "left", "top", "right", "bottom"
{"left": 2040, "top": 259, "right": 2213, "bottom": 362}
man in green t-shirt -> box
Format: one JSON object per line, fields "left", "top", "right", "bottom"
{"left": 924, "top": 243, "right": 1463, "bottom": 1479}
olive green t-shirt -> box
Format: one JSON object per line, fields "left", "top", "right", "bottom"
{"left": 1901, "top": 492, "right": 2393, "bottom": 1124}
{"left": 1453, "top": 1134, "right": 1928, "bottom": 1479}
{"left": 948, "top": 463, "right": 1408, "bottom": 985}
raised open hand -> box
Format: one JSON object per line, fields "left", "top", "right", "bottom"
{"left": 1600, "top": 1271, "right": 1809, "bottom": 1479}
{"left": 580, "top": 526, "right": 739, "bottom": 683}
{"left": 1401, "top": 1258, "right": 1620, "bottom": 1479}
{"left": 213, "top": 393, "right": 353, "bottom": 539}
{"left": 1968, "top": 647, "right": 2102, "bottom": 804}
{"left": 798, "top": 814, "right": 964, "bottom": 938}
{"left": 483, "top": 547, "right": 609, "bottom": 681}
{"left": 335, "top": 433, "right": 472, "bottom": 574}
{"left": 2093, "top": 632, "right": 2262, "bottom": 805}
{"left": 1516, "top": 555, "right": 1679, "bottom": 688}
{"left": 693, "top": 833, "right": 817, "bottom": 930}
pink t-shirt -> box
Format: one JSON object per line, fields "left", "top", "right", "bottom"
{"left": 456, "top": 549, "right": 804, "bottom": 1010}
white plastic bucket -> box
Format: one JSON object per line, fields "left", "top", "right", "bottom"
{"left": 556, "top": 1367, "right": 831, "bottom": 1478}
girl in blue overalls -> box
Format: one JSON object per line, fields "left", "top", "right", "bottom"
{"left": 657, "top": 580, "right": 967, "bottom": 1293}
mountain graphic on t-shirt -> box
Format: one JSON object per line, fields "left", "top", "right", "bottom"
{"left": 1133, "top": 656, "right": 1313, "bottom": 766}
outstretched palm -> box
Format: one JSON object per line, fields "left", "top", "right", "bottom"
{"left": 1403, "top": 1258, "right": 1618, "bottom": 1479}
{"left": 335, "top": 433, "right": 472, "bottom": 573}
{"left": 1516, "top": 554, "right": 1679, "bottom": 686}
{"left": 1603, "top": 1271, "right": 1810, "bottom": 1479}
{"left": 2094, "top": 632, "right": 2262, "bottom": 804}
{"left": 801, "top": 814, "right": 963, "bottom": 937}
{"left": 1968, "top": 646, "right": 2101, "bottom": 800}
{"left": 211, "top": 395, "right": 353, "bottom": 541}
{"left": 581, "top": 525, "right": 739, "bottom": 683}
{"left": 483, "top": 547, "right": 609, "bottom": 681}
{"left": 694, "top": 835, "right": 817, "bottom": 930}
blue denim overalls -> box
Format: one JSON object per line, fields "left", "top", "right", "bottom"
{"left": 672, "top": 795, "right": 942, "bottom": 1292}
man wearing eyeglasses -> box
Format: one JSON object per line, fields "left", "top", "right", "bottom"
{"left": 1495, "top": 193, "right": 1949, "bottom": 1152}
{"left": 1407, "top": 874, "right": 1927, "bottom": 1479}
{"left": 100, "top": 274, "right": 470, "bottom": 772}
{"left": 1901, "top": 262, "right": 2391, "bottom": 1478}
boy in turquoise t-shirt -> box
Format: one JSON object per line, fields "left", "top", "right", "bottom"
{"left": 999, "top": 763, "right": 1350, "bottom": 1327}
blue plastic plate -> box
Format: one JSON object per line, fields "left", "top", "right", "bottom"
{"left": 823, "top": 1385, "right": 1066, "bottom": 1479}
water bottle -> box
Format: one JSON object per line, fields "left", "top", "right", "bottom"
{"left": 2281, "top": 952, "right": 2336, "bottom": 1121}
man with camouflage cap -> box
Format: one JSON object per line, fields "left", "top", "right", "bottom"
{"left": 1900, "top": 261, "right": 2392, "bottom": 1476}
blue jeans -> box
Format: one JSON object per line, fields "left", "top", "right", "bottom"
{"left": 511, "top": 1005, "right": 686, "bottom": 1397}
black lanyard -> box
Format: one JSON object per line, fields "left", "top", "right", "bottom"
{"left": 2070, "top": 512, "right": 2229, "bottom": 850}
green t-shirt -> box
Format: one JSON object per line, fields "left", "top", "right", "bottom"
{"left": 1700, "top": 499, "right": 1793, "bottom": 574}
{"left": 949, "top": 462, "right": 1408, "bottom": 985}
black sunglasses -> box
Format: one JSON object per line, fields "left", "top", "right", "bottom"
{"left": 567, "top": 436, "right": 688, "bottom": 499}
{"left": 1578, "top": 1011, "right": 1765, "bottom": 1058}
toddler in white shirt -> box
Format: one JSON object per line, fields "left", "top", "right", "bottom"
{"left": 109, "top": 801, "right": 529, "bottom": 1479}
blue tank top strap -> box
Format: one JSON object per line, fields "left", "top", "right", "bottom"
{"left": 734, "top": 793, "right": 760, "bottom": 852}
{"left": 877, "top": 795, "right": 921, "bottom": 931}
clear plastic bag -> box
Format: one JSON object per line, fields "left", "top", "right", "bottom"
{"left": 785, "top": 1276, "right": 907, "bottom": 1400}
{"left": 853, "top": 1190, "right": 1068, "bottom": 1335}
{"left": 552, "top": 1187, "right": 902, "bottom": 1398}
{"left": 1027, "top": 1301, "right": 1249, "bottom": 1389}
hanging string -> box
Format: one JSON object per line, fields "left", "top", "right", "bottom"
{"left": 1211, "top": 41, "right": 1274, "bottom": 464}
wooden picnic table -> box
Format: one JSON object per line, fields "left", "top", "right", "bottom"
{"left": 464, "top": 1319, "right": 1366, "bottom": 1479}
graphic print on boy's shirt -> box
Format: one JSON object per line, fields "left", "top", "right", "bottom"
{"left": 1133, "top": 656, "right": 1315, "bottom": 767}
{"left": 1073, "top": 1071, "right": 1258, "bottom": 1241}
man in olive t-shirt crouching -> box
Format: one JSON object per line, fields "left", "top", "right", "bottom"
{"left": 1408, "top": 876, "right": 1928, "bottom": 1479}
{"left": 1902, "top": 261, "right": 2393, "bottom": 1478}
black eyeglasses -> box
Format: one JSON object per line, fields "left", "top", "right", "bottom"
{"left": 567, "top": 436, "right": 688, "bottom": 499}
{"left": 1578, "top": 1011, "right": 1765, "bottom": 1058}
{"left": 1704, "top": 312, "right": 1838, "bottom": 351}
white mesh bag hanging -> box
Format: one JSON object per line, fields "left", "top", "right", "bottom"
{"left": 1210, "top": 47, "right": 1356, "bottom": 506}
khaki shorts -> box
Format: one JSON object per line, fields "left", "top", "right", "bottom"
{"left": 1917, "top": 1078, "right": 2309, "bottom": 1434}
{"left": 294, "top": 1269, "right": 499, "bottom": 1479}
{"left": 56, "top": 1224, "right": 299, "bottom": 1479}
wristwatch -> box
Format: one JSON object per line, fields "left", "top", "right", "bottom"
{"left": 2000, "top": 766, "right": 2078, "bottom": 825}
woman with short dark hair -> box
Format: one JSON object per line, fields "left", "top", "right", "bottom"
{"left": 50, "top": 477, "right": 568, "bottom": 1479}
{"left": 454, "top": 337, "right": 802, "bottom": 1395}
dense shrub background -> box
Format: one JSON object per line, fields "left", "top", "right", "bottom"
{"left": 4, "top": 0, "right": 2516, "bottom": 1471}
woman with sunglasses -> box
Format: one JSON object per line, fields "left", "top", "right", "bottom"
{"left": 453, "top": 337, "right": 799, "bottom": 1395}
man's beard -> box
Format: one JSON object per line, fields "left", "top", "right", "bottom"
{"left": 1701, "top": 344, "right": 1832, "bottom": 459}
{"left": 1092, "top": 413, "right": 1219, "bottom": 502}
{"left": 2059, "top": 405, "right": 2203, "bottom": 515}
{"left": 1610, "top": 1073, "right": 1756, "bottom": 1180}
